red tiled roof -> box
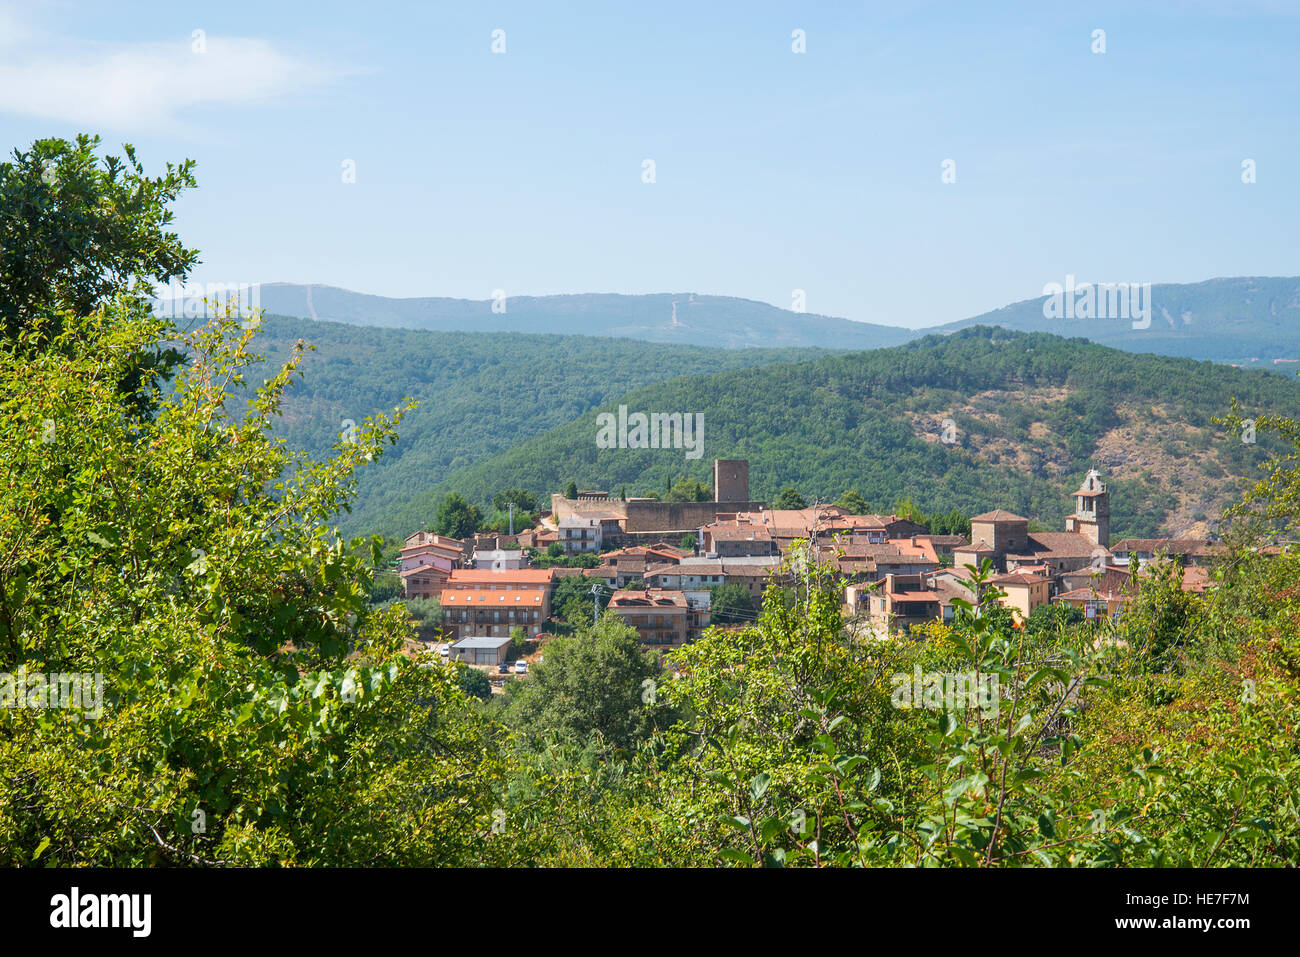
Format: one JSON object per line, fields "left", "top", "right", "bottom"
{"left": 441, "top": 589, "right": 545, "bottom": 604}
{"left": 1180, "top": 566, "right": 1215, "bottom": 592}
{"left": 991, "top": 571, "right": 1050, "bottom": 586}
{"left": 703, "top": 524, "right": 773, "bottom": 541}
{"left": 971, "top": 509, "right": 1028, "bottom": 523}
{"left": 446, "top": 569, "right": 556, "bottom": 584}
{"left": 400, "top": 541, "right": 464, "bottom": 558}
{"left": 398, "top": 565, "right": 450, "bottom": 580}
{"left": 1008, "top": 533, "right": 1106, "bottom": 560}
{"left": 609, "top": 589, "right": 689, "bottom": 608}
{"left": 919, "top": 534, "right": 969, "bottom": 547}
{"left": 1110, "top": 538, "right": 1220, "bottom": 557}
{"left": 403, "top": 532, "right": 465, "bottom": 547}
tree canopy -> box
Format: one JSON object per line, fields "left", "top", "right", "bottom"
{"left": 0, "top": 301, "right": 506, "bottom": 864}
{"left": 434, "top": 492, "right": 482, "bottom": 539}
{"left": 773, "top": 487, "right": 807, "bottom": 510}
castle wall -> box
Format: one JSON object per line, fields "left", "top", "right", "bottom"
{"left": 623, "top": 499, "right": 768, "bottom": 533}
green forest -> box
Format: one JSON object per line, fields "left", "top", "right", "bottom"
{"left": 368, "top": 327, "right": 1295, "bottom": 542}
{"left": 3, "top": 135, "right": 1299, "bottom": 868}
{"left": 239, "top": 312, "right": 1298, "bottom": 542}
{"left": 241, "top": 315, "right": 825, "bottom": 536}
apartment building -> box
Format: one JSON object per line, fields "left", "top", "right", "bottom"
{"left": 607, "top": 589, "right": 709, "bottom": 647}
{"left": 437, "top": 568, "right": 557, "bottom": 640}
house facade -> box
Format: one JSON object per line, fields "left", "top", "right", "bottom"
{"left": 438, "top": 569, "right": 557, "bottom": 640}
{"left": 399, "top": 532, "right": 466, "bottom": 599}
{"left": 642, "top": 555, "right": 781, "bottom": 602}
{"left": 607, "top": 589, "right": 709, "bottom": 647}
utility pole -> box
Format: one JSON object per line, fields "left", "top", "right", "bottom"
{"left": 506, "top": 501, "right": 516, "bottom": 536}
{"left": 590, "top": 583, "right": 604, "bottom": 626}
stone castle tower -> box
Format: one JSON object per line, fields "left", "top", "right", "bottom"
{"left": 1064, "top": 469, "right": 1110, "bottom": 547}
{"left": 713, "top": 459, "right": 750, "bottom": 503}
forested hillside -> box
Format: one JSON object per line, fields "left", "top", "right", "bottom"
{"left": 387, "top": 327, "right": 1300, "bottom": 541}
{"left": 242, "top": 315, "right": 827, "bottom": 535}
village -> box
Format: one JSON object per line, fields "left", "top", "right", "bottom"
{"left": 396, "top": 459, "right": 1221, "bottom": 682}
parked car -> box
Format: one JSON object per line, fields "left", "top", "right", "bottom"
{"left": 439, "top": 644, "right": 450, "bottom": 657}
{"left": 498, "top": 661, "right": 509, "bottom": 674}
{"left": 514, "top": 660, "right": 528, "bottom": 674}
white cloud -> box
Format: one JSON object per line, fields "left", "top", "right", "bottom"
{"left": 0, "top": 15, "right": 343, "bottom": 131}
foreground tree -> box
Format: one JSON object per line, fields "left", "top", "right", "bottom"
{"left": 0, "top": 303, "right": 506, "bottom": 865}
{"left": 502, "top": 614, "right": 669, "bottom": 755}
{"left": 0, "top": 135, "right": 199, "bottom": 413}
{"left": 0, "top": 134, "right": 197, "bottom": 336}
{"left": 568, "top": 552, "right": 1300, "bottom": 867}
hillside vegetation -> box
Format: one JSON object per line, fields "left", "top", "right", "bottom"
{"left": 242, "top": 315, "right": 826, "bottom": 535}
{"left": 392, "top": 327, "right": 1299, "bottom": 541}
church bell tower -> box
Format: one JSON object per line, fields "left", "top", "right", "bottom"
{"left": 1065, "top": 469, "right": 1110, "bottom": 547}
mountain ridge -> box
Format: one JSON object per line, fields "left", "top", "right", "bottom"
{"left": 253, "top": 283, "right": 915, "bottom": 351}
{"left": 248, "top": 277, "right": 1300, "bottom": 364}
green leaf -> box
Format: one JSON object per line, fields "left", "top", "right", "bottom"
{"left": 718, "top": 848, "right": 755, "bottom": 866}
{"left": 759, "top": 817, "right": 786, "bottom": 843}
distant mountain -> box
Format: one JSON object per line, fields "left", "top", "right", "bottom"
{"left": 254, "top": 284, "right": 917, "bottom": 351}
{"left": 934, "top": 276, "right": 1300, "bottom": 366}
{"left": 253, "top": 277, "right": 1300, "bottom": 366}
{"left": 393, "top": 327, "right": 1300, "bottom": 543}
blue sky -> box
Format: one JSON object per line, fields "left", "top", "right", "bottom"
{"left": 0, "top": 0, "right": 1295, "bottom": 329}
